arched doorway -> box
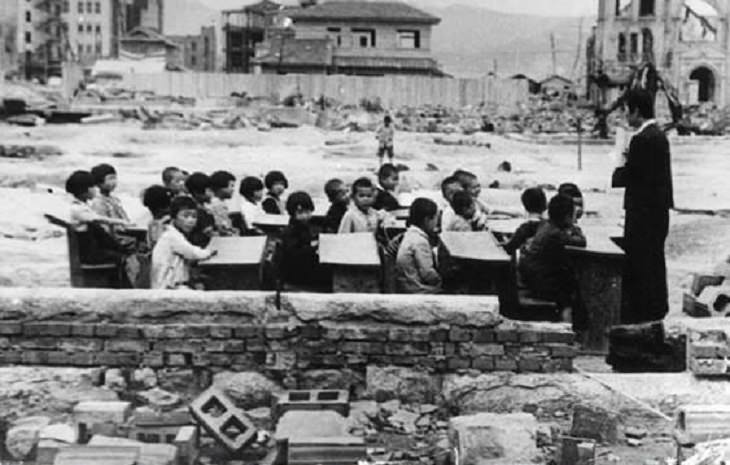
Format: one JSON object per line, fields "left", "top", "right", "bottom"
{"left": 690, "top": 66, "right": 716, "bottom": 102}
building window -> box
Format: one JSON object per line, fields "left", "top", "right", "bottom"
{"left": 86, "top": 2, "right": 92, "bottom": 14}
{"left": 63, "top": 1, "right": 69, "bottom": 13}
{"left": 617, "top": 33, "right": 626, "bottom": 61}
{"left": 642, "top": 28, "right": 654, "bottom": 61}
{"left": 86, "top": 44, "right": 92, "bottom": 54}
{"left": 204, "top": 36, "right": 209, "bottom": 52}
{"left": 95, "top": 25, "right": 101, "bottom": 34}
{"left": 327, "top": 27, "right": 342, "bottom": 47}
{"left": 94, "top": 1, "right": 100, "bottom": 13}
{"left": 397, "top": 30, "right": 420, "bottom": 49}
{"left": 639, "top": 0, "right": 655, "bottom": 16}
{"left": 86, "top": 24, "right": 92, "bottom": 33}
{"left": 78, "top": 1, "right": 83, "bottom": 13}
{"left": 630, "top": 32, "right": 639, "bottom": 58}
{"left": 25, "top": 11, "right": 31, "bottom": 22}
{"left": 191, "top": 55, "right": 197, "bottom": 67}
{"left": 352, "top": 28, "right": 376, "bottom": 48}
{"left": 78, "top": 43, "right": 83, "bottom": 56}
{"left": 191, "top": 41, "right": 197, "bottom": 52}
{"left": 95, "top": 41, "right": 101, "bottom": 54}
{"left": 78, "top": 24, "right": 83, "bottom": 33}
{"left": 25, "top": 31, "right": 31, "bottom": 43}
{"left": 616, "top": 0, "right": 629, "bottom": 17}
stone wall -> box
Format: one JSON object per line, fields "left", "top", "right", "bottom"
{"left": 0, "top": 288, "right": 575, "bottom": 377}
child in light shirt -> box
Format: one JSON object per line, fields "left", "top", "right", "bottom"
{"left": 208, "top": 170, "right": 239, "bottom": 236}
{"left": 90, "top": 163, "right": 131, "bottom": 236}
{"left": 395, "top": 198, "right": 442, "bottom": 294}
{"left": 445, "top": 191, "right": 488, "bottom": 232}
{"left": 338, "top": 177, "right": 387, "bottom": 234}
{"left": 239, "top": 176, "right": 265, "bottom": 235}
{"left": 162, "top": 166, "right": 187, "bottom": 196}
{"left": 440, "top": 175, "right": 464, "bottom": 229}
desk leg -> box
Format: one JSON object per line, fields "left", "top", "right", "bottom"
{"left": 573, "top": 256, "right": 623, "bottom": 354}
{"left": 333, "top": 267, "right": 380, "bottom": 293}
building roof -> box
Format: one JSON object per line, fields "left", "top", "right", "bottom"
{"left": 122, "top": 27, "right": 181, "bottom": 49}
{"left": 540, "top": 74, "right": 573, "bottom": 85}
{"left": 244, "top": 0, "right": 282, "bottom": 14}
{"left": 252, "top": 38, "right": 331, "bottom": 67}
{"left": 287, "top": 1, "right": 440, "bottom": 25}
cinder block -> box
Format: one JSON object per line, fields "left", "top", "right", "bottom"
{"left": 273, "top": 390, "right": 349, "bottom": 421}
{"left": 189, "top": 387, "right": 255, "bottom": 453}
{"left": 285, "top": 436, "right": 367, "bottom": 465}
{"left": 173, "top": 426, "right": 198, "bottom": 465}
{"left": 37, "top": 440, "right": 70, "bottom": 465}
{"left": 691, "top": 274, "right": 725, "bottom": 297}
{"left": 129, "top": 408, "right": 193, "bottom": 444}
{"left": 690, "top": 342, "right": 729, "bottom": 359}
{"left": 73, "top": 401, "right": 132, "bottom": 442}
{"left": 691, "top": 358, "right": 728, "bottom": 377}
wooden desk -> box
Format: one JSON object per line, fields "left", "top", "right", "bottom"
{"left": 198, "top": 236, "right": 267, "bottom": 290}
{"left": 121, "top": 225, "right": 148, "bottom": 242}
{"left": 392, "top": 208, "right": 410, "bottom": 221}
{"left": 439, "top": 232, "right": 512, "bottom": 307}
{"left": 489, "top": 219, "right": 525, "bottom": 241}
{"left": 567, "top": 228, "right": 625, "bottom": 354}
{"left": 319, "top": 233, "right": 381, "bottom": 293}
{"left": 252, "top": 214, "right": 289, "bottom": 238}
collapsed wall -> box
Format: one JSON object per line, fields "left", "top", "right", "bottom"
{"left": 0, "top": 288, "right": 575, "bottom": 376}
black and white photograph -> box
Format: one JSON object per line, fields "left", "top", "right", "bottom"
{"left": 0, "top": 0, "right": 725, "bottom": 463}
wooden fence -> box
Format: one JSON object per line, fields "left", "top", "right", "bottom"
{"left": 117, "top": 72, "right": 529, "bottom": 110}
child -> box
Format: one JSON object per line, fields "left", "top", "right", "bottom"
{"left": 558, "top": 183, "right": 584, "bottom": 222}
{"left": 445, "top": 191, "right": 488, "bottom": 232}
{"left": 374, "top": 163, "right": 401, "bottom": 212}
{"left": 151, "top": 196, "right": 216, "bottom": 290}
{"left": 518, "top": 194, "right": 586, "bottom": 322}
{"left": 504, "top": 187, "right": 547, "bottom": 255}
{"left": 184, "top": 172, "right": 217, "bottom": 247}
{"left": 453, "top": 169, "right": 490, "bottom": 216}
{"left": 90, "top": 163, "right": 131, "bottom": 232}
{"left": 239, "top": 176, "right": 265, "bottom": 235}
{"left": 262, "top": 170, "right": 288, "bottom": 215}
{"left": 323, "top": 178, "right": 349, "bottom": 234}
{"left": 338, "top": 177, "right": 387, "bottom": 234}
{"left": 142, "top": 185, "right": 173, "bottom": 250}
{"left": 209, "top": 170, "right": 239, "bottom": 236}
{"left": 280, "top": 191, "right": 330, "bottom": 291}
{"left": 440, "top": 176, "right": 464, "bottom": 230}
{"left": 162, "top": 166, "right": 187, "bottom": 196}
{"left": 376, "top": 115, "right": 395, "bottom": 166}
{"left": 395, "top": 198, "right": 442, "bottom": 294}
{"left": 66, "top": 170, "right": 133, "bottom": 265}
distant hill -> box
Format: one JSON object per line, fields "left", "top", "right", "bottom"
{"left": 167, "top": 0, "right": 594, "bottom": 79}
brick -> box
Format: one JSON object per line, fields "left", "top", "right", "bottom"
{"left": 0, "top": 351, "right": 22, "bottom": 364}
{"left": 96, "top": 324, "right": 142, "bottom": 338}
{"left": 460, "top": 343, "right": 504, "bottom": 357}
{"left": 520, "top": 346, "right": 550, "bottom": 357}
{"left": 58, "top": 338, "right": 103, "bottom": 352}
{"left": 346, "top": 354, "right": 368, "bottom": 365}
{"left": 390, "top": 356, "right": 420, "bottom": 366}
{"left": 230, "top": 354, "right": 257, "bottom": 368}
{"left": 221, "top": 340, "right": 245, "bottom": 353}
{"left": 313, "top": 354, "right": 346, "bottom": 367}
{"left": 183, "top": 325, "right": 211, "bottom": 338}
{"left": 192, "top": 352, "right": 211, "bottom": 367}
{"left": 447, "top": 357, "right": 470, "bottom": 370}
{"left": 341, "top": 341, "right": 385, "bottom": 354}
{"left": 384, "top": 342, "right": 430, "bottom": 356}
{"left": 473, "top": 329, "right": 496, "bottom": 343}
{"left": 106, "top": 339, "right": 149, "bottom": 352}
{"left": 233, "top": 326, "right": 263, "bottom": 339}
{"left": 518, "top": 356, "right": 543, "bottom": 373}
{"left": 167, "top": 353, "right": 189, "bottom": 366}
{"left": 541, "top": 331, "right": 575, "bottom": 344}
{"left": 21, "top": 350, "right": 51, "bottom": 364}
{"left": 24, "top": 322, "right": 70, "bottom": 337}
{"left": 504, "top": 345, "right": 521, "bottom": 356}
{"left": 265, "top": 325, "right": 289, "bottom": 339}
{"left": 245, "top": 337, "right": 266, "bottom": 351}
{"left": 155, "top": 339, "right": 205, "bottom": 353}
{"left": 519, "top": 331, "right": 541, "bottom": 344}
{"left": 494, "top": 357, "right": 518, "bottom": 371}
{"left": 546, "top": 344, "right": 577, "bottom": 358}
{"left": 209, "top": 326, "right": 233, "bottom": 339}
{"left": 69, "top": 324, "right": 95, "bottom": 337}
{"left": 0, "top": 322, "right": 22, "bottom": 335}
{"left": 96, "top": 352, "right": 141, "bottom": 366}
{"left": 556, "top": 358, "right": 573, "bottom": 371}
{"left": 496, "top": 329, "right": 519, "bottom": 342}
{"left": 389, "top": 328, "right": 430, "bottom": 342}
{"left": 12, "top": 337, "right": 57, "bottom": 349}
{"left": 431, "top": 342, "right": 457, "bottom": 357}
{"left": 303, "top": 339, "right": 336, "bottom": 354}
{"left": 0, "top": 337, "right": 9, "bottom": 349}
{"left": 300, "top": 325, "right": 322, "bottom": 339}
{"left": 207, "top": 353, "right": 232, "bottom": 366}
{"left": 430, "top": 328, "right": 450, "bottom": 342}
{"left": 472, "top": 356, "right": 495, "bottom": 371}
{"left": 269, "top": 340, "right": 292, "bottom": 352}
{"left": 143, "top": 352, "right": 165, "bottom": 368}
{"left": 449, "top": 327, "right": 473, "bottom": 342}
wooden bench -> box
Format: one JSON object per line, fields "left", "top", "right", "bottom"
{"left": 44, "top": 214, "right": 121, "bottom": 288}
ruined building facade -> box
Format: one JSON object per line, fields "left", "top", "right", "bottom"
{"left": 588, "top": 0, "right": 730, "bottom": 107}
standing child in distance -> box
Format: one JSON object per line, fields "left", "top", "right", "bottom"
{"left": 162, "top": 166, "right": 187, "bottom": 196}
{"left": 280, "top": 191, "right": 330, "bottom": 291}
{"left": 444, "top": 191, "right": 488, "bottom": 232}
{"left": 208, "top": 170, "right": 240, "bottom": 236}
{"left": 262, "top": 170, "right": 288, "bottom": 215}
{"left": 151, "top": 196, "right": 216, "bottom": 290}
{"left": 239, "top": 176, "right": 265, "bottom": 235}
{"left": 503, "top": 187, "right": 547, "bottom": 255}
{"left": 395, "top": 198, "right": 442, "bottom": 294}
{"left": 184, "top": 172, "right": 217, "bottom": 247}
{"left": 338, "top": 177, "right": 388, "bottom": 234}
{"left": 374, "top": 164, "right": 401, "bottom": 212}
{"left": 518, "top": 194, "right": 586, "bottom": 323}
{"left": 376, "top": 115, "right": 395, "bottom": 167}
{"left": 323, "top": 178, "right": 349, "bottom": 234}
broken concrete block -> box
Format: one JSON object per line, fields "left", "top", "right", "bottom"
{"left": 675, "top": 405, "right": 730, "bottom": 445}
{"left": 37, "top": 439, "right": 71, "bottom": 465}
{"left": 448, "top": 413, "right": 539, "bottom": 465}
{"left": 212, "top": 371, "right": 283, "bottom": 409}
{"left": 366, "top": 365, "right": 441, "bottom": 404}
{"left": 273, "top": 389, "right": 349, "bottom": 421}
{"left": 136, "top": 388, "right": 181, "bottom": 411}
{"left": 88, "top": 435, "right": 178, "bottom": 465}
{"left": 129, "top": 407, "right": 192, "bottom": 444}
{"left": 73, "top": 401, "right": 132, "bottom": 443}
{"left": 625, "top": 426, "right": 648, "bottom": 440}
{"left": 53, "top": 446, "right": 139, "bottom": 465}
{"left": 132, "top": 367, "right": 158, "bottom": 389}
{"left": 560, "top": 437, "right": 596, "bottom": 465}
{"left": 189, "top": 387, "right": 256, "bottom": 453}
{"left": 275, "top": 410, "right": 348, "bottom": 441}
{"left": 6, "top": 416, "right": 51, "bottom": 460}
{"left": 285, "top": 436, "right": 367, "bottom": 465}
{"left": 104, "top": 368, "right": 127, "bottom": 391}
{"left": 173, "top": 426, "right": 198, "bottom": 465}
{"left": 570, "top": 404, "right": 619, "bottom": 444}
{"left": 40, "top": 424, "right": 77, "bottom": 444}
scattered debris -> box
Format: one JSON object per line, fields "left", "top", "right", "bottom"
{"left": 570, "top": 404, "right": 619, "bottom": 444}
{"left": 5, "top": 415, "right": 51, "bottom": 460}
{"left": 449, "top": 413, "right": 541, "bottom": 465}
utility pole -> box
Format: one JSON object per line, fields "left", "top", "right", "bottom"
{"left": 571, "top": 18, "right": 584, "bottom": 82}
{"left": 550, "top": 33, "right": 557, "bottom": 75}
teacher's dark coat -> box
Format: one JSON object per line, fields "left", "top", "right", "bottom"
{"left": 612, "top": 122, "right": 674, "bottom": 323}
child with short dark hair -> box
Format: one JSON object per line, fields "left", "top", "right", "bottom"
{"left": 323, "top": 178, "right": 349, "bottom": 233}
{"left": 504, "top": 187, "right": 548, "bottom": 255}
{"left": 185, "top": 172, "right": 217, "bottom": 247}
{"left": 162, "top": 166, "right": 186, "bottom": 196}
{"left": 445, "top": 191, "right": 488, "bottom": 232}
{"left": 142, "top": 185, "right": 173, "bottom": 250}
{"left": 338, "top": 177, "right": 387, "bottom": 234}
{"left": 262, "top": 170, "right": 288, "bottom": 215}
{"left": 558, "top": 182, "right": 584, "bottom": 221}
{"left": 151, "top": 196, "right": 216, "bottom": 290}
{"left": 518, "top": 194, "right": 586, "bottom": 322}
{"left": 209, "top": 170, "right": 239, "bottom": 236}
{"left": 239, "top": 176, "right": 265, "bottom": 234}
{"left": 396, "top": 198, "right": 442, "bottom": 294}
{"left": 280, "top": 191, "right": 330, "bottom": 291}
{"left": 376, "top": 115, "right": 395, "bottom": 166}
{"left": 440, "top": 175, "right": 464, "bottom": 229}
{"left": 374, "top": 163, "right": 401, "bottom": 212}
{"left": 453, "top": 169, "right": 490, "bottom": 216}
{"left": 90, "top": 163, "right": 131, "bottom": 233}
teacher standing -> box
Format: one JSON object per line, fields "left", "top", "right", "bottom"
{"left": 612, "top": 89, "right": 674, "bottom": 324}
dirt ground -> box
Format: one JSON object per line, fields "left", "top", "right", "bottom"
{"left": 1, "top": 122, "right": 728, "bottom": 318}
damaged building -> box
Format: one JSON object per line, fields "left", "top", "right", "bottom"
{"left": 588, "top": 0, "right": 730, "bottom": 107}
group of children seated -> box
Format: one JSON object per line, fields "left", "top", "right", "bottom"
{"left": 64, "top": 162, "right": 588, "bottom": 322}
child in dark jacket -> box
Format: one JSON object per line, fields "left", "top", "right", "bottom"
{"left": 184, "top": 172, "right": 217, "bottom": 247}
{"left": 262, "top": 170, "right": 288, "bottom": 215}
{"left": 280, "top": 191, "right": 331, "bottom": 291}
{"left": 323, "top": 178, "right": 349, "bottom": 233}
{"left": 518, "top": 194, "right": 586, "bottom": 322}
{"left": 373, "top": 163, "right": 401, "bottom": 212}
{"left": 504, "top": 187, "right": 547, "bottom": 255}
